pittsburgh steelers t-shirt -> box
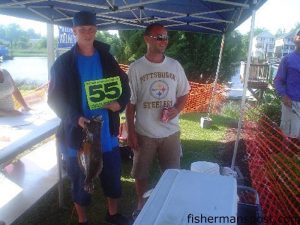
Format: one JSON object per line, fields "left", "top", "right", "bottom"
{"left": 128, "top": 56, "right": 190, "bottom": 138}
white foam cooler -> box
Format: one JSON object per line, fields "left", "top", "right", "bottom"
{"left": 190, "top": 161, "right": 220, "bottom": 175}
{"left": 134, "top": 169, "right": 237, "bottom": 225}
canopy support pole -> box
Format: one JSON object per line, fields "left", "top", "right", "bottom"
{"left": 47, "top": 23, "right": 64, "bottom": 207}
{"left": 47, "top": 23, "right": 55, "bottom": 80}
{"left": 231, "top": 2, "right": 257, "bottom": 169}
{"left": 207, "top": 33, "right": 225, "bottom": 118}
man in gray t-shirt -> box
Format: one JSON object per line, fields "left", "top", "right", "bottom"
{"left": 126, "top": 23, "right": 190, "bottom": 218}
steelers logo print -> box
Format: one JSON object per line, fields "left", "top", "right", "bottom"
{"left": 150, "top": 80, "right": 169, "bottom": 99}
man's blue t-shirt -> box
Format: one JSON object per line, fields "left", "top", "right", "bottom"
{"left": 67, "top": 51, "right": 118, "bottom": 157}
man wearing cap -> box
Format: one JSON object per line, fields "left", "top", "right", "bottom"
{"left": 48, "top": 11, "right": 130, "bottom": 225}
{"left": 274, "top": 30, "right": 300, "bottom": 140}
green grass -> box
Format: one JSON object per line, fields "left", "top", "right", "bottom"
{"left": 220, "top": 100, "right": 241, "bottom": 121}
{"left": 180, "top": 113, "right": 229, "bottom": 168}
{"left": 11, "top": 49, "right": 47, "bottom": 57}
{"left": 11, "top": 112, "right": 233, "bottom": 225}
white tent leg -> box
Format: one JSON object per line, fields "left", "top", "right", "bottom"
{"left": 207, "top": 33, "right": 225, "bottom": 118}
{"left": 47, "top": 23, "right": 55, "bottom": 80}
{"left": 231, "top": 3, "right": 257, "bottom": 169}
{"left": 47, "top": 23, "right": 64, "bottom": 207}
{"left": 56, "top": 140, "right": 64, "bottom": 208}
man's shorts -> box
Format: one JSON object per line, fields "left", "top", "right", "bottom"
{"left": 65, "top": 148, "right": 122, "bottom": 206}
{"left": 280, "top": 101, "right": 300, "bottom": 138}
{"left": 131, "top": 131, "right": 181, "bottom": 179}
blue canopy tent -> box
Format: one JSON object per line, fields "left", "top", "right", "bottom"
{"left": 0, "top": 0, "right": 266, "bottom": 192}
{"left": 0, "top": 0, "right": 266, "bottom": 33}
{"left": 0, "top": 0, "right": 266, "bottom": 79}
{"left": 0, "top": 0, "right": 263, "bottom": 84}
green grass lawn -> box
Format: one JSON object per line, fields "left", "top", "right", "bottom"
{"left": 11, "top": 112, "right": 235, "bottom": 225}
{"left": 11, "top": 49, "right": 47, "bottom": 57}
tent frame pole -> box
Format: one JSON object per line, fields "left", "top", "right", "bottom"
{"left": 47, "top": 23, "right": 55, "bottom": 80}
{"left": 231, "top": 2, "right": 257, "bottom": 169}
{"left": 207, "top": 33, "right": 225, "bottom": 118}
{"left": 47, "top": 23, "right": 65, "bottom": 207}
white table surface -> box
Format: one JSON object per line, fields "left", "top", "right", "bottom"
{"left": 0, "top": 140, "right": 60, "bottom": 225}
{"left": 0, "top": 103, "right": 62, "bottom": 224}
{"left": 0, "top": 103, "right": 60, "bottom": 165}
{"left": 134, "top": 169, "right": 237, "bottom": 225}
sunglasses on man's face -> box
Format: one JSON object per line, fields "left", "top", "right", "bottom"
{"left": 148, "top": 34, "right": 169, "bottom": 41}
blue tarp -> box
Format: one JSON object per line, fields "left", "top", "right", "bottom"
{"left": 0, "top": 0, "right": 266, "bottom": 35}
{"left": 0, "top": 45, "right": 9, "bottom": 57}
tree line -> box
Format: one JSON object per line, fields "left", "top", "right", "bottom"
{"left": 97, "top": 30, "right": 247, "bottom": 82}
{"left": 1, "top": 22, "right": 299, "bottom": 82}
{"left": 106, "top": 23, "right": 299, "bottom": 82}
{"left": 0, "top": 23, "right": 46, "bottom": 49}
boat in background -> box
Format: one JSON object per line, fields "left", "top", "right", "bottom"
{"left": 0, "top": 45, "right": 13, "bottom": 60}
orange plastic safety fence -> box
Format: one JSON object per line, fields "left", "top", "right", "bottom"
{"left": 15, "top": 64, "right": 130, "bottom": 108}
{"left": 119, "top": 63, "right": 129, "bottom": 73}
{"left": 182, "top": 81, "right": 226, "bottom": 113}
{"left": 122, "top": 66, "right": 226, "bottom": 114}
{"left": 243, "top": 105, "right": 300, "bottom": 225}
{"left": 14, "top": 83, "right": 49, "bottom": 108}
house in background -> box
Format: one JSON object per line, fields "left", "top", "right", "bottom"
{"left": 274, "top": 31, "right": 296, "bottom": 58}
{"left": 252, "top": 31, "right": 275, "bottom": 60}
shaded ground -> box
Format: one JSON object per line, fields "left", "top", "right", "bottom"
{"left": 8, "top": 113, "right": 248, "bottom": 225}
{"left": 218, "top": 125, "right": 252, "bottom": 186}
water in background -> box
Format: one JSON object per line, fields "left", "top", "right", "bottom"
{"left": 1, "top": 57, "right": 48, "bottom": 85}
{"left": 227, "top": 66, "right": 252, "bottom": 99}
{"left": 228, "top": 63, "right": 278, "bottom": 99}
{"left": 0, "top": 57, "right": 265, "bottom": 99}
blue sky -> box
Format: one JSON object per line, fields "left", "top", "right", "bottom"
{"left": 0, "top": 0, "right": 299, "bottom": 36}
